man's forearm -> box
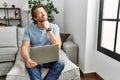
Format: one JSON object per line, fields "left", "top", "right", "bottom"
{"left": 21, "top": 46, "right": 30, "bottom": 62}
{"left": 47, "top": 31, "right": 61, "bottom": 48}
{"left": 39, "top": 21, "right": 61, "bottom": 48}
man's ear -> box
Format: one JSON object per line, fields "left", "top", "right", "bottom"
{"left": 33, "top": 17, "right": 37, "bottom": 21}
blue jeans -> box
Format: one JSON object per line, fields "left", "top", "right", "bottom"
{"left": 26, "top": 60, "right": 64, "bottom": 80}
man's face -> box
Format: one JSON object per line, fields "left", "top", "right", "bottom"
{"left": 34, "top": 7, "right": 48, "bottom": 22}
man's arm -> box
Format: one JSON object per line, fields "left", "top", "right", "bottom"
{"left": 42, "top": 21, "right": 62, "bottom": 48}
{"left": 21, "top": 40, "right": 37, "bottom": 68}
{"left": 21, "top": 40, "right": 30, "bottom": 62}
{"left": 47, "top": 31, "right": 62, "bottom": 48}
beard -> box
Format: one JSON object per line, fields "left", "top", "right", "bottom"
{"left": 38, "top": 16, "right": 48, "bottom": 23}
{"left": 38, "top": 19, "right": 47, "bottom": 23}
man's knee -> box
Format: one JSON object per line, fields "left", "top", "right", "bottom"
{"left": 57, "top": 60, "right": 65, "bottom": 70}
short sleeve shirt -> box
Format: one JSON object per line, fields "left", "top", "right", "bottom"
{"left": 23, "top": 23, "right": 60, "bottom": 47}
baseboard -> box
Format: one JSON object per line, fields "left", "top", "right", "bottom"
{"left": 0, "top": 75, "right": 6, "bottom": 80}
{"left": 80, "top": 69, "right": 104, "bottom": 80}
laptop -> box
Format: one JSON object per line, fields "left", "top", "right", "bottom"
{"left": 30, "top": 44, "right": 59, "bottom": 64}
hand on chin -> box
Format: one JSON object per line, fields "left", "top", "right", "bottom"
{"left": 38, "top": 20, "right": 49, "bottom": 29}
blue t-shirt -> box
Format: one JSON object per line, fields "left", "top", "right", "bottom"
{"left": 23, "top": 23, "right": 60, "bottom": 47}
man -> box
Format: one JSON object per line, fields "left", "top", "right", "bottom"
{"left": 21, "top": 5, "right": 64, "bottom": 80}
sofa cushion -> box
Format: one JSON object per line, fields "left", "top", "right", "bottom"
{"left": 17, "top": 27, "right": 25, "bottom": 47}
{"left": 0, "top": 62, "right": 14, "bottom": 76}
{"left": 0, "top": 26, "right": 17, "bottom": 47}
{"left": 6, "top": 49, "right": 80, "bottom": 80}
{"left": 0, "top": 48, "right": 18, "bottom": 62}
{"left": 60, "top": 33, "right": 70, "bottom": 43}
{"left": 60, "top": 33, "right": 70, "bottom": 49}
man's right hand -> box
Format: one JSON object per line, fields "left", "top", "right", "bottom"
{"left": 26, "top": 59, "right": 37, "bottom": 68}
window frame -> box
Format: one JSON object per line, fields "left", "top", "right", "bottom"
{"left": 97, "top": 0, "right": 120, "bottom": 62}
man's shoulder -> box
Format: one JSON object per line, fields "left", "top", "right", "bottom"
{"left": 25, "top": 23, "right": 36, "bottom": 30}
{"left": 28, "top": 23, "right": 36, "bottom": 27}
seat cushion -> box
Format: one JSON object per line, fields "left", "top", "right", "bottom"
{"left": 0, "top": 48, "right": 18, "bottom": 62}
{"left": 60, "top": 33, "right": 70, "bottom": 44}
{"left": 59, "top": 50, "right": 80, "bottom": 80}
{"left": 0, "top": 62, "right": 14, "bottom": 76}
{"left": 6, "top": 49, "right": 80, "bottom": 80}
{"left": 0, "top": 26, "right": 17, "bottom": 47}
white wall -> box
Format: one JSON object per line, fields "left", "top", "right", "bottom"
{"left": 87, "top": 1, "right": 120, "bottom": 80}
{"left": 64, "top": 0, "right": 97, "bottom": 73}
{"left": 85, "top": 0, "right": 99, "bottom": 73}
{"left": 52, "top": 0, "right": 64, "bottom": 32}
{"left": 96, "top": 51, "right": 120, "bottom": 80}
{"left": 64, "top": 0, "right": 87, "bottom": 72}
{"left": 65, "top": 0, "right": 120, "bottom": 80}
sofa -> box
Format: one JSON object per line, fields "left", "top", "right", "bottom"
{"left": 0, "top": 26, "right": 80, "bottom": 80}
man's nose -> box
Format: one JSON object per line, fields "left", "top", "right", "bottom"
{"left": 41, "top": 12, "right": 46, "bottom": 15}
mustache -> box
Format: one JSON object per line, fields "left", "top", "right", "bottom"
{"left": 38, "top": 20, "right": 47, "bottom": 23}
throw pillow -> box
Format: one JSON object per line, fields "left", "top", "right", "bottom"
{"left": 0, "top": 26, "right": 17, "bottom": 47}
{"left": 60, "top": 33, "right": 70, "bottom": 45}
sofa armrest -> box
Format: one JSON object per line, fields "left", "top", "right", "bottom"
{"left": 62, "top": 41, "right": 78, "bottom": 65}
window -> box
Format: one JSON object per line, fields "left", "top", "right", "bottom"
{"left": 97, "top": 0, "right": 120, "bottom": 61}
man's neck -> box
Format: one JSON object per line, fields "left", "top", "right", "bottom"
{"left": 37, "top": 22, "right": 44, "bottom": 28}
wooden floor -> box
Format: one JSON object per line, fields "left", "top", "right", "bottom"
{"left": 80, "top": 71, "right": 102, "bottom": 80}
{"left": 0, "top": 77, "right": 99, "bottom": 80}
{"left": 81, "top": 76, "right": 99, "bottom": 80}
{"left": 0, "top": 76, "right": 6, "bottom": 80}
{"left": 0, "top": 76, "right": 99, "bottom": 80}
{"left": 81, "top": 78, "right": 99, "bottom": 80}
